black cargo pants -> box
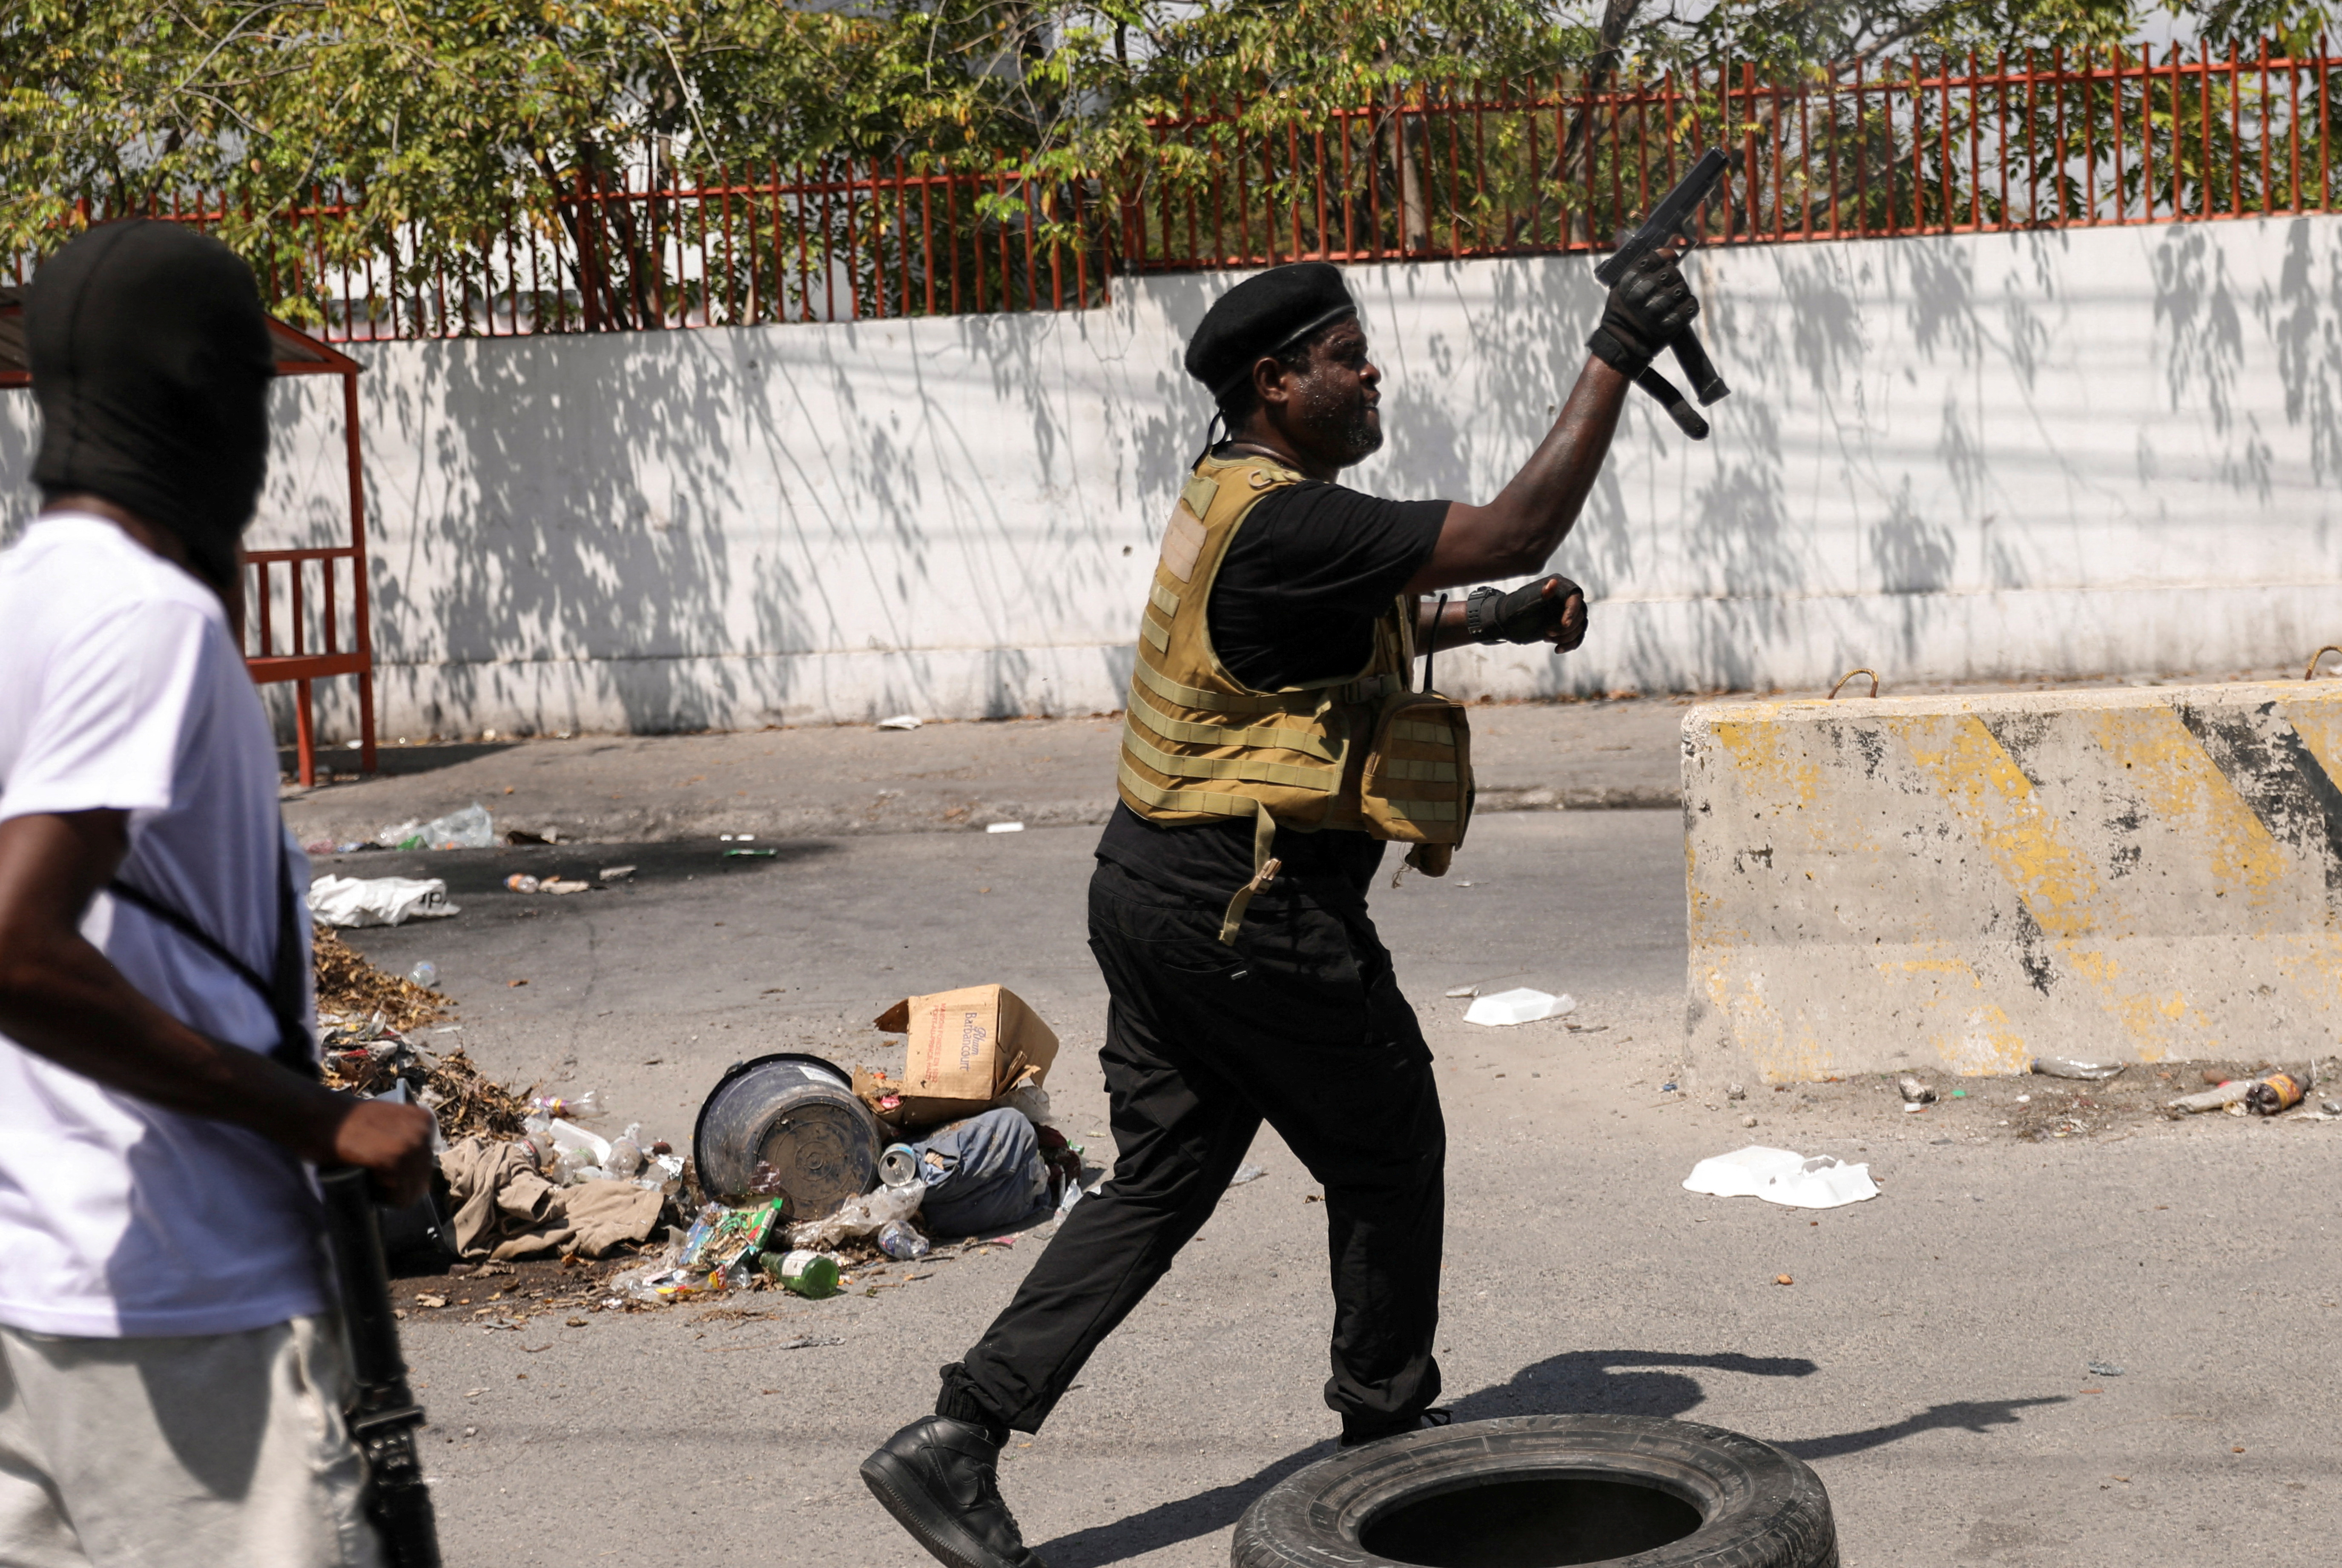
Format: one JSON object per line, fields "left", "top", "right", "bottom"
{"left": 937, "top": 857, "right": 1446, "bottom": 1442}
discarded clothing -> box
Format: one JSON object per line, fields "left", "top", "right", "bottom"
{"left": 910, "top": 1109, "right": 1051, "bottom": 1236}
{"left": 438, "top": 1136, "right": 663, "bottom": 1260}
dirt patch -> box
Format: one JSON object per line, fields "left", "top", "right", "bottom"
{"left": 1737, "top": 1058, "right": 2342, "bottom": 1141}
{"left": 392, "top": 1255, "right": 634, "bottom": 1326}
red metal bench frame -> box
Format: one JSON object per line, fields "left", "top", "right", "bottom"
{"left": 242, "top": 323, "right": 375, "bottom": 787}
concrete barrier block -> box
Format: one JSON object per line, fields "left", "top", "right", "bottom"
{"left": 1682, "top": 682, "right": 2342, "bottom": 1084}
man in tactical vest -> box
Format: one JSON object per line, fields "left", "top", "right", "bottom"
{"left": 865, "top": 252, "right": 1699, "bottom": 1568}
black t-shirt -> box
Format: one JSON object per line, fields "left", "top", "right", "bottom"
{"left": 1096, "top": 466, "right": 1449, "bottom": 907}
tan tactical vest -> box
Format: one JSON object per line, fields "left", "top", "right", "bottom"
{"left": 1116, "top": 452, "right": 1476, "bottom": 941}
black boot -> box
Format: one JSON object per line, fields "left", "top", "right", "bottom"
{"left": 861, "top": 1415, "right": 1047, "bottom": 1568}
{"left": 1339, "top": 1406, "right": 1453, "bottom": 1448}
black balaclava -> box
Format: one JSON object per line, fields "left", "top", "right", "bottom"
{"left": 27, "top": 220, "right": 275, "bottom": 591}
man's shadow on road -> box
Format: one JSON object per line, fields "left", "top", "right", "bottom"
{"left": 1030, "top": 1349, "right": 2067, "bottom": 1568}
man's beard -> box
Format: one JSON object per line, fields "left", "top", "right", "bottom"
{"left": 1332, "top": 404, "right": 1383, "bottom": 464}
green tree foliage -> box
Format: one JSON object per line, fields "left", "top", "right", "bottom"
{"left": 0, "top": 0, "right": 2291, "bottom": 323}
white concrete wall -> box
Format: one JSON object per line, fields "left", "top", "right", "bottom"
{"left": 6, "top": 215, "right": 2341, "bottom": 738}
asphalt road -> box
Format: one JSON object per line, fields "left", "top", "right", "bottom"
{"left": 339, "top": 811, "right": 2341, "bottom": 1568}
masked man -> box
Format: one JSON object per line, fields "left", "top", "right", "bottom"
{"left": 0, "top": 221, "right": 435, "bottom": 1568}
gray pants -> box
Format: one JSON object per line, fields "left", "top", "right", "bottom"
{"left": 0, "top": 1317, "right": 382, "bottom": 1568}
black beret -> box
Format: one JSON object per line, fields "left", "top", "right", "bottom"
{"left": 1183, "top": 261, "right": 1359, "bottom": 401}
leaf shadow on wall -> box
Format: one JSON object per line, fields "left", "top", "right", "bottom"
{"left": 281, "top": 301, "right": 1211, "bottom": 738}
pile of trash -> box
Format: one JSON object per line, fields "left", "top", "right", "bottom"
{"left": 519, "top": 1095, "right": 684, "bottom": 1189}
{"left": 608, "top": 1195, "right": 870, "bottom": 1305}
{"left": 314, "top": 935, "right": 540, "bottom": 1142}
{"left": 607, "top": 984, "right": 1096, "bottom": 1311}
{"left": 428, "top": 1094, "right": 688, "bottom": 1264}
{"left": 307, "top": 802, "right": 572, "bottom": 860}
{"left": 317, "top": 1005, "right": 537, "bottom": 1144}
{"left": 606, "top": 1101, "right": 1086, "bottom": 1307}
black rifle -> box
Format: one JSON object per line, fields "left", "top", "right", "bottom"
{"left": 1594, "top": 146, "right": 1733, "bottom": 439}
{"left": 112, "top": 862, "right": 441, "bottom": 1563}
{"left": 321, "top": 1166, "right": 444, "bottom": 1568}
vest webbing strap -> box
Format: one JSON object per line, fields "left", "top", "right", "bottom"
{"left": 1150, "top": 582, "right": 1181, "bottom": 617}
{"left": 1125, "top": 691, "right": 1341, "bottom": 763}
{"left": 1140, "top": 615, "right": 1171, "bottom": 653}
{"left": 1340, "top": 671, "right": 1408, "bottom": 704}
{"left": 1117, "top": 756, "right": 1267, "bottom": 820}
{"left": 1381, "top": 756, "right": 1460, "bottom": 783}
{"left": 1380, "top": 796, "right": 1461, "bottom": 822}
{"left": 1122, "top": 724, "right": 1340, "bottom": 792}
{"left": 1118, "top": 759, "right": 1281, "bottom": 944}
{"left": 1220, "top": 803, "right": 1282, "bottom": 945}
{"left": 1131, "top": 655, "right": 1310, "bottom": 716}
{"left": 1129, "top": 653, "right": 1402, "bottom": 717}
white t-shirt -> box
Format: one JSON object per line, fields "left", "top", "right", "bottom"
{"left": 0, "top": 513, "right": 326, "bottom": 1338}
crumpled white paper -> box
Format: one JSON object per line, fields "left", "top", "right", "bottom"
{"left": 1682, "top": 1145, "right": 1880, "bottom": 1210}
{"left": 1462, "top": 987, "right": 1576, "bottom": 1026}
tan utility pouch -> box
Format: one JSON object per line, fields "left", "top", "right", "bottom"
{"left": 1359, "top": 690, "right": 1474, "bottom": 874}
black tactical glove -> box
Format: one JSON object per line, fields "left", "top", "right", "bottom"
{"left": 1466, "top": 575, "right": 1587, "bottom": 652}
{"left": 1586, "top": 248, "right": 1699, "bottom": 378}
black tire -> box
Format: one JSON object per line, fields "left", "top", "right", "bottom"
{"left": 1231, "top": 1414, "right": 1836, "bottom": 1568}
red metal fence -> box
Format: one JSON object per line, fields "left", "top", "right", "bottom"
{"left": 20, "top": 40, "right": 2340, "bottom": 340}
{"left": 1125, "top": 41, "right": 2342, "bottom": 266}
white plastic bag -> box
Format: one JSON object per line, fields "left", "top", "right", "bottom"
{"left": 376, "top": 803, "right": 494, "bottom": 850}
{"left": 307, "top": 875, "right": 459, "bottom": 928}
{"left": 420, "top": 803, "right": 495, "bottom": 848}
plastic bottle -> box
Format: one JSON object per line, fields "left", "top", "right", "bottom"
{"left": 605, "top": 1123, "right": 645, "bottom": 1179}
{"left": 522, "top": 1114, "right": 557, "bottom": 1169}
{"left": 529, "top": 1090, "right": 604, "bottom": 1121}
{"left": 407, "top": 960, "right": 438, "bottom": 989}
{"left": 2246, "top": 1071, "right": 2308, "bottom": 1115}
{"left": 877, "top": 1221, "right": 931, "bottom": 1261}
{"left": 550, "top": 1145, "right": 597, "bottom": 1185}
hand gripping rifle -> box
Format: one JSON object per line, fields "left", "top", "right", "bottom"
{"left": 1594, "top": 146, "right": 1733, "bottom": 439}
{"left": 321, "top": 1167, "right": 444, "bottom": 1568}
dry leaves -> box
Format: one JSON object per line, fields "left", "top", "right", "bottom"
{"left": 313, "top": 929, "right": 442, "bottom": 1030}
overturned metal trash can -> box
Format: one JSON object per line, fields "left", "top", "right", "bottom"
{"left": 692, "top": 1053, "right": 881, "bottom": 1218}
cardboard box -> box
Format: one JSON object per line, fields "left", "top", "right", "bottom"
{"left": 861, "top": 985, "right": 1058, "bottom": 1127}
